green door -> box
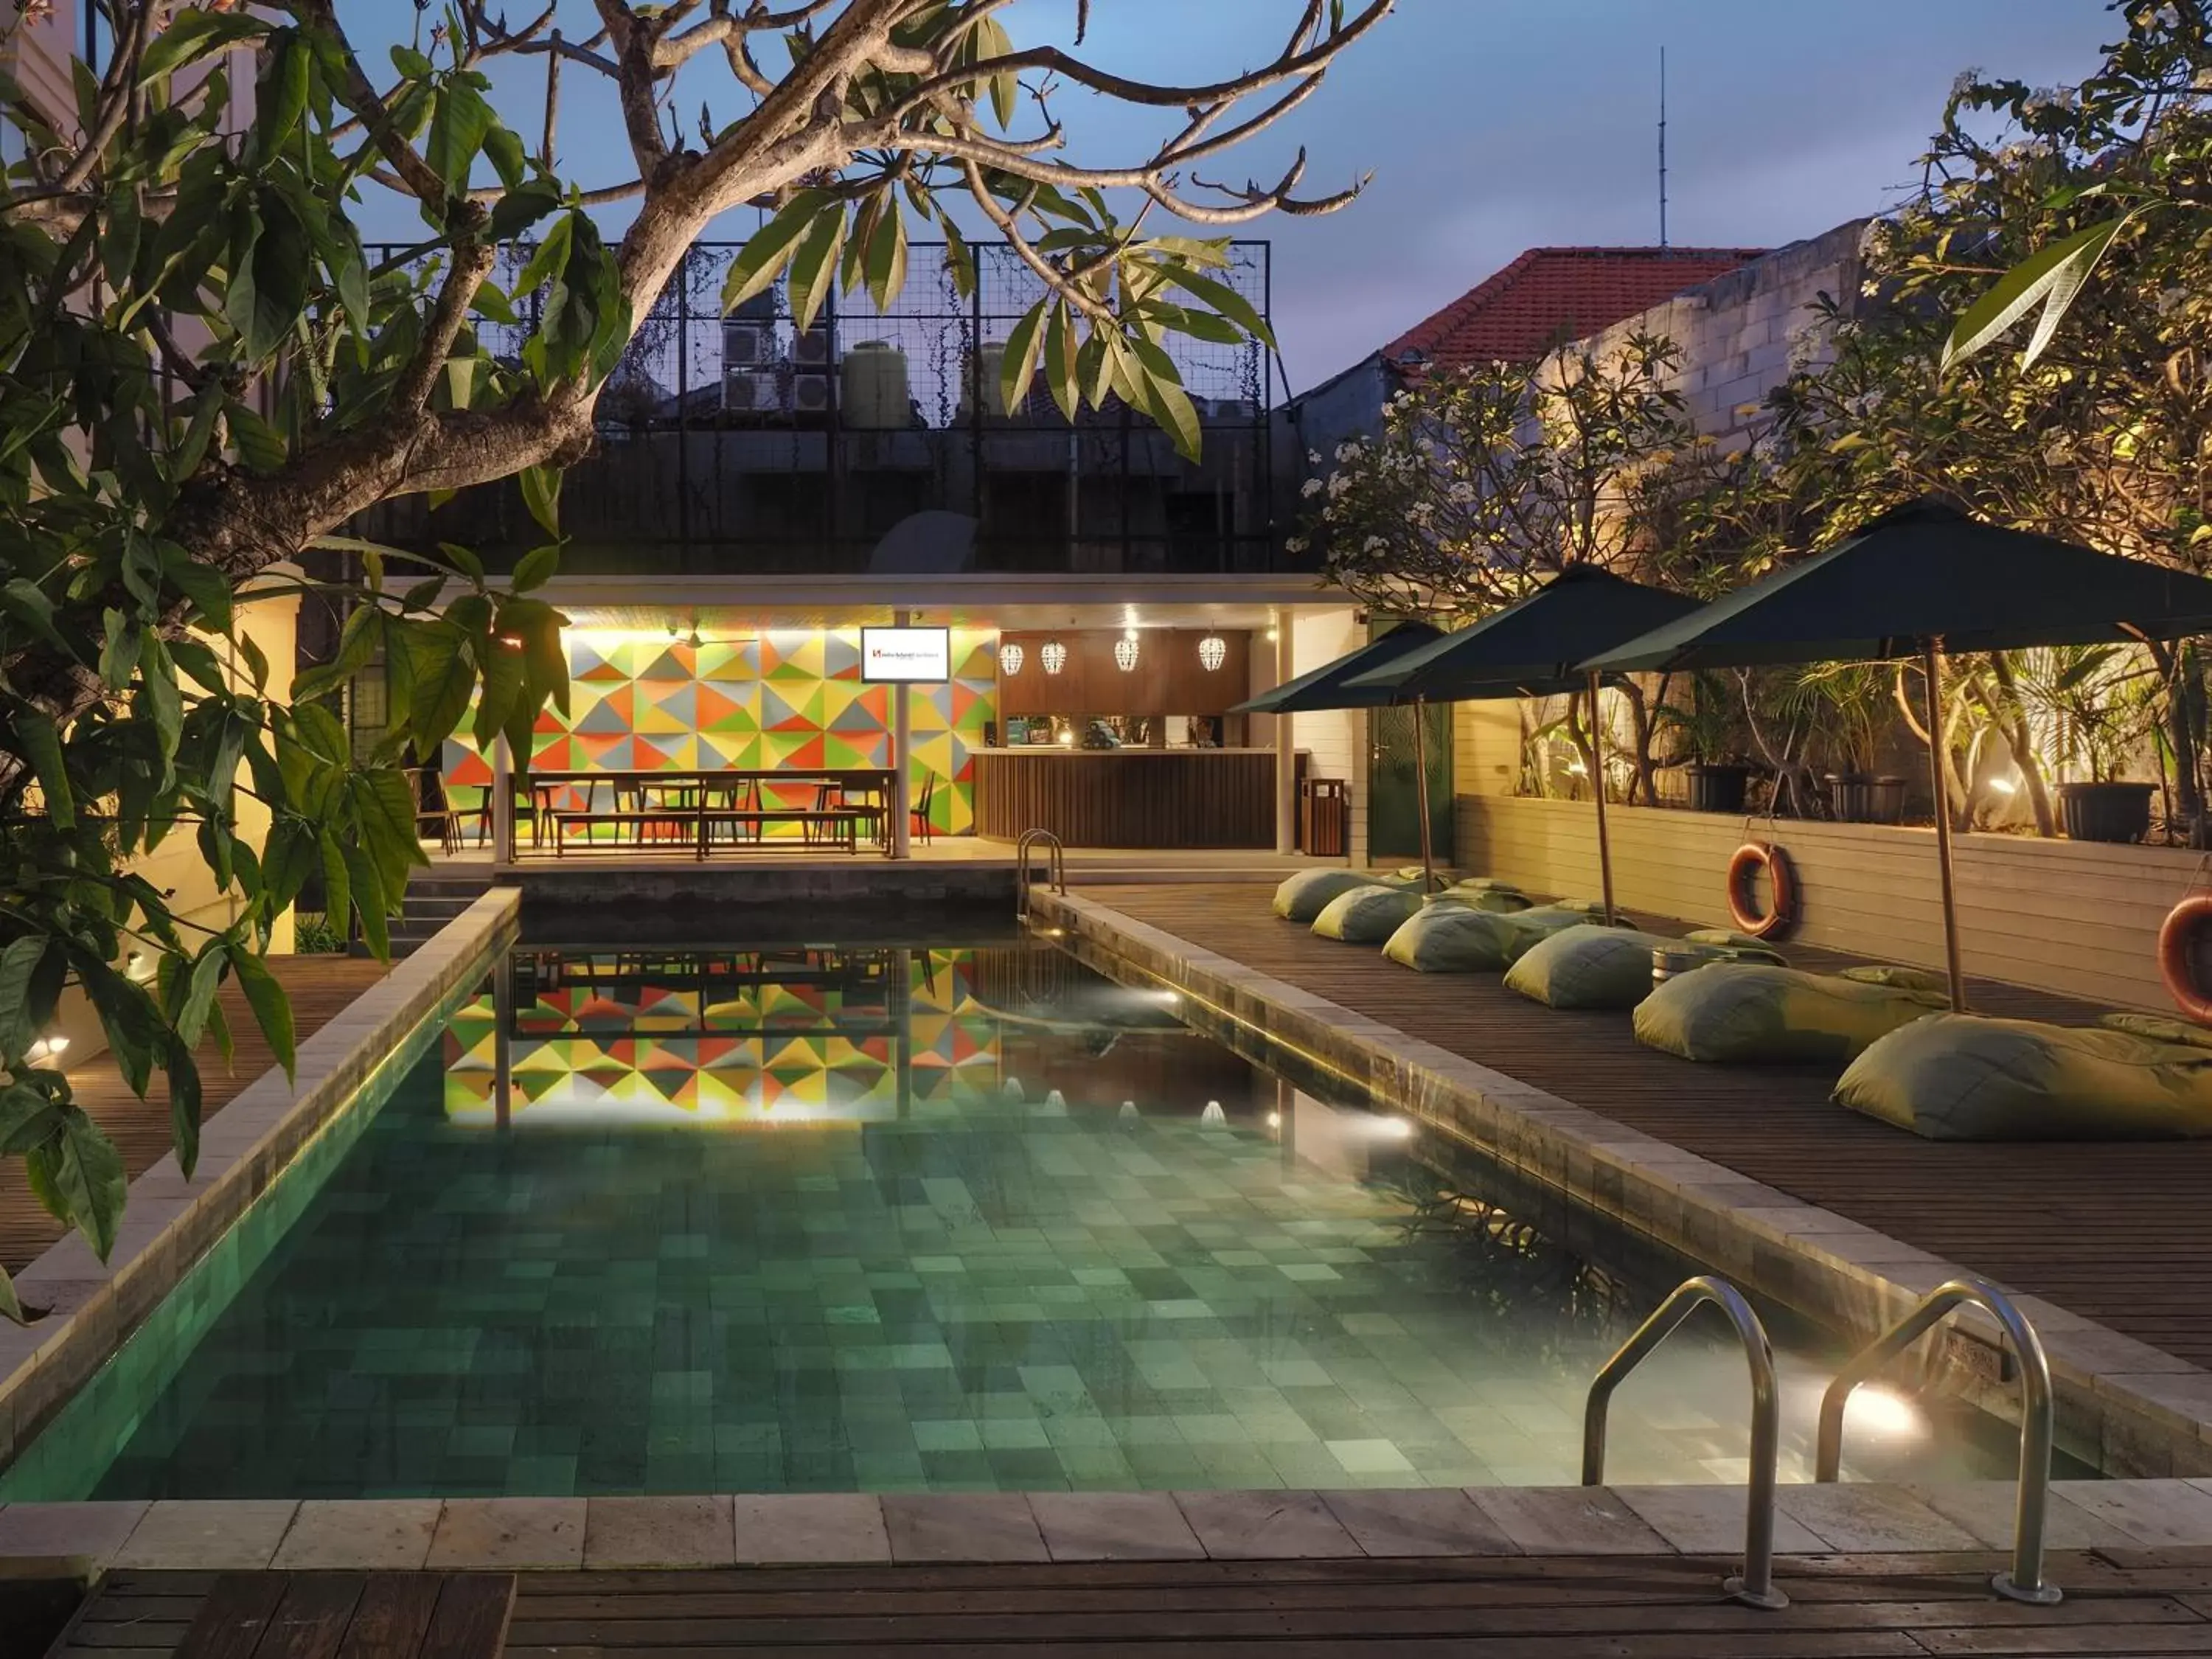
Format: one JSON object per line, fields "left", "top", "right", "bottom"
{"left": 1367, "top": 698, "right": 1453, "bottom": 863}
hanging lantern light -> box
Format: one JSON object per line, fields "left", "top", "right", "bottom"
{"left": 1040, "top": 639, "right": 1068, "bottom": 675}
{"left": 1114, "top": 635, "right": 1140, "bottom": 672}
{"left": 1197, "top": 634, "right": 1228, "bottom": 672}
{"left": 998, "top": 641, "right": 1025, "bottom": 677}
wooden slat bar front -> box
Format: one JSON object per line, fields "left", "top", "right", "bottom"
{"left": 972, "top": 749, "right": 1276, "bottom": 847}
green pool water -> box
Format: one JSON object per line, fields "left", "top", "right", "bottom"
{"left": 3, "top": 942, "right": 2038, "bottom": 1500}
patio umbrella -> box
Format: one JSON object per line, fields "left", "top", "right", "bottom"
{"left": 1582, "top": 496, "right": 2212, "bottom": 1009}
{"left": 1231, "top": 621, "right": 1447, "bottom": 888}
{"left": 1345, "top": 566, "right": 1707, "bottom": 924}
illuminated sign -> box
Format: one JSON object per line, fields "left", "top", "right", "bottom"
{"left": 860, "top": 626, "right": 951, "bottom": 683}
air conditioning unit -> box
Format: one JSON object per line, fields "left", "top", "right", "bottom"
{"left": 793, "top": 326, "right": 832, "bottom": 367}
{"left": 723, "top": 370, "right": 784, "bottom": 414}
{"left": 790, "top": 371, "right": 832, "bottom": 416}
{"left": 723, "top": 321, "right": 775, "bottom": 368}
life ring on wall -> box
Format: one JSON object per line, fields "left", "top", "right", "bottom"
{"left": 1727, "top": 842, "right": 1800, "bottom": 942}
{"left": 2157, "top": 895, "right": 2212, "bottom": 1024}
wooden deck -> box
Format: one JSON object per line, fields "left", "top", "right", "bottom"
{"left": 53, "top": 1554, "right": 2212, "bottom": 1657}
{"left": 0, "top": 954, "right": 389, "bottom": 1275}
{"left": 1079, "top": 885, "right": 2212, "bottom": 1372}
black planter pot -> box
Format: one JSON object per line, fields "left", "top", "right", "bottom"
{"left": 2059, "top": 781, "right": 2156, "bottom": 844}
{"left": 1685, "top": 763, "right": 1750, "bottom": 815}
{"left": 1826, "top": 773, "right": 1908, "bottom": 824}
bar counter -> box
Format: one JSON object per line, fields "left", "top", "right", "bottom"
{"left": 970, "top": 747, "right": 1278, "bottom": 848}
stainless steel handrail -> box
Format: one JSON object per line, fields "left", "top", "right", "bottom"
{"left": 1584, "top": 1275, "right": 1787, "bottom": 1610}
{"left": 1815, "top": 1276, "right": 2059, "bottom": 1605}
{"left": 1015, "top": 828, "right": 1066, "bottom": 920}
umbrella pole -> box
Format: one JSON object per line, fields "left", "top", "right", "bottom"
{"left": 1921, "top": 641, "right": 1968, "bottom": 1012}
{"left": 1413, "top": 698, "right": 1436, "bottom": 892}
{"left": 1587, "top": 671, "right": 1618, "bottom": 925}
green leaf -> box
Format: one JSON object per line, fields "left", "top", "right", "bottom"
{"left": 787, "top": 207, "right": 847, "bottom": 333}
{"left": 722, "top": 189, "right": 831, "bottom": 314}
{"left": 163, "top": 554, "right": 233, "bottom": 633}
{"left": 139, "top": 632, "right": 183, "bottom": 762}
{"left": 519, "top": 466, "right": 561, "bottom": 538}
{"left": 485, "top": 179, "right": 561, "bottom": 244}
{"left": 509, "top": 543, "right": 560, "bottom": 593}
{"left": 1127, "top": 332, "right": 1201, "bottom": 461}
{"left": 229, "top": 950, "right": 295, "bottom": 1082}
{"left": 15, "top": 710, "right": 74, "bottom": 830}
{"left": 178, "top": 944, "right": 227, "bottom": 1047}
{"left": 227, "top": 402, "right": 287, "bottom": 472}
{"left": 32, "top": 1109, "right": 127, "bottom": 1262}
{"left": 1044, "top": 303, "right": 1080, "bottom": 424}
{"left": 339, "top": 838, "right": 391, "bottom": 961}
{"left": 1000, "top": 300, "right": 1049, "bottom": 426}
{"left": 396, "top": 621, "right": 477, "bottom": 751}
{"left": 0, "top": 579, "right": 71, "bottom": 655}
{"left": 0, "top": 936, "right": 49, "bottom": 1064}
{"left": 0, "top": 1084, "right": 58, "bottom": 1156}
{"left": 482, "top": 123, "right": 526, "bottom": 193}
{"left": 0, "top": 1265, "right": 18, "bottom": 1326}
{"left": 166, "top": 1040, "right": 203, "bottom": 1180}
{"left": 864, "top": 197, "right": 909, "bottom": 314}
{"left": 513, "top": 214, "right": 574, "bottom": 300}
{"left": 1942, "top": 215, "right": 2132, "bottom": 373}
{"left": 139, "top": 8, "right": 268, "bottom": 84}
{"left": 427, "top": 79, "right": 496, "bottom": 199}
{"left": 256, "top": 29, "right": 310, "bottom": 156}
{"left": 1156, "top": 264, "right": 1276, "bottom": 350}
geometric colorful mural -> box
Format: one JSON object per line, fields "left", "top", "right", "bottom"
{"left": 442, "top": 947, "right": 1004, "bottom": 1125}
{"left": 440, "top": 626, "right": 997, "bottom": 836}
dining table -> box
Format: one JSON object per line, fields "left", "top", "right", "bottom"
{"left": 517, "top": 768, "right": 900, "bottom": 858}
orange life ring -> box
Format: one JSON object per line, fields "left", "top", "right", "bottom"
{"left": 2157, "top": 894, "right": 2212, "bottom": 1024}
{"left": 1727, "top": 842, "right": 1799, "bottom": 941}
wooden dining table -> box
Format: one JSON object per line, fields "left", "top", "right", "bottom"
{"left": 520, "top": 768, "right": 899, "bottom": 858}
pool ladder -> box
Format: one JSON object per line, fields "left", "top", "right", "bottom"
{"left": 1583, "top": 1271, "right": 2056, "bottom": 1611}
{"left": 1015, "top": 828, "right": 1065, "bottom": 922}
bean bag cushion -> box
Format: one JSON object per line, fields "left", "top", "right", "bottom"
{"left": 1312, "top": 884, "right": 1426, "bottom": 942}
{"left": 1686, "top": 928, "right": 1775, "bottom": 951}
{"left": 1840, "top": 964, "right": 1950, "bottom": 995}
{"left": 2100, "top": 1012, "right": 2212, "bottom": 1049}
{"left": 1273, "top": 869, "right": 1389, "bottom": 922}
{"left": 1503, "top": 925, "right": 1694, "bottom": 1010}
{"left": 1383, "top": 905, "right": 1526, "bottom": 972}
{"left": 1635, "top": 964, "right": 1942, "bottom": 1064}
{"left": 1427, "top": 885, "right": 1532, "bottom": 914}
{"left": 1834, "top": 1015, "right": 2212, "bottom": 1140}
{"left": 1497, "top": 905, "right": 1624, "bottom": 961}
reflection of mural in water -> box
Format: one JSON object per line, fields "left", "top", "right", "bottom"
{"left": 442, "top": 947, "right": 1004, "bottom": 1125}
{"left": 1394, "top": 1178, "right": 1635, "bottom": 1363}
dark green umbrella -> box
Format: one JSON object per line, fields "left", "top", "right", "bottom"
{"left": 1582, "top": 497, "right": 2212, "bottom": 1008}
{"left": 1343, "top": 568, "right": 1706, "bottom": 922}
{"left": 1231, "top": 622, "right": 1447, "bottom": 888}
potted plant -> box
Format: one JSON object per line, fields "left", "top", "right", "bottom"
{"left": 1798, "top": 664, "right": 1907, "bottom": 823}
{"left": 2048, "top": 647, "right": 2158, "bottom": 842}
{"left": 1656, "top": 672, "right": 1751, "bottom": 814}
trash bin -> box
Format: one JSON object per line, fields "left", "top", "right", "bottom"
{"left": 1301, "top": 778, "right": 1348, "bottom": 858}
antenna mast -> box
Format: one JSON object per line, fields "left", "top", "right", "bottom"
{"left": 1658, "top": 46, "right": 1669, "bottom": 248}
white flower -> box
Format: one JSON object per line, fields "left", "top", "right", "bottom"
{"left": 1301, "top": 477, "right": 1324, "bottom": 498}
{"left": 1364, "top": 535, "right": 1387, "bottom": 552}
{"left": 1335, "top": 441, "right": 1358, "bottom": 462}
{"left": 1285, "top": 535, "right": 1309, "bottom": 554}
{"left": 1950, "top": 67, "right": 1983, "bottom": 100}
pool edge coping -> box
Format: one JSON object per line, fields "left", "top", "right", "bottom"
{"left": 0, "top": 889, "right": 523, "bottom": 1474}
{"left": 9, "top": 1478, "right": 2212, "bottom": 1571}
{"left": 1032, "top": 888, "right": 2212, "bottom": 1483}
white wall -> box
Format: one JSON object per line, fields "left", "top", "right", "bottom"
{"left": 1457, "top": 792, "right": 2191, "bottom": 1012}
{"left": 1288, "top": 607, "right": 1369, "bottom": 866}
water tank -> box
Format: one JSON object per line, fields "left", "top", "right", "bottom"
{"left": 841, "top": 341, "right": 911, "bottom": 430}
{"left": 958, "top": 341, "right": 1011, "bottom": 424}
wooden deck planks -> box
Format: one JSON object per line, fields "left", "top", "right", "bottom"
{"left": 0, "top": 954, "right": 389, "bottom": 1275}
{"left": 55, "top": 1559, "right": 2212, "bottom": 1656}
{"left": 1079, "top": 885, "right": 2212, "bottom": 1371}
{"left": 84, "top": 1574, "right": 512, "bottom": 1659}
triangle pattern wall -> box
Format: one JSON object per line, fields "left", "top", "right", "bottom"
{"left": 442, "top": 627, "right": 997, "bottom": 835}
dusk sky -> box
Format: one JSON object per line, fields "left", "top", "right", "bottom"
{"left": 361, "top": 1, "right": 2127, "bottom": 395}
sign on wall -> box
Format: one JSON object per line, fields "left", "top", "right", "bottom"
{"left": 860, "top": 626, "right": 952, "bottom": 683}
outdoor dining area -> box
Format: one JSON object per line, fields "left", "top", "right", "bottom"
{"left": 422, "top": 765, "right": 929, "bottom": 859}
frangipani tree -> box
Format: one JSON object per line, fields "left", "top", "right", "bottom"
{"left": 0, "top": 0, "right": 1388, "bottom": 1317}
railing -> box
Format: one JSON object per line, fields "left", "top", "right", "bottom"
{"left": 1583, "top": 1276, "right": 1787, "bottom": 1610}
{"left": 1815, "top": 1276, "right": 2060, "bottom": 1605}
{"left": 1015, "top": 828, "right": 1066, "bottom": 921}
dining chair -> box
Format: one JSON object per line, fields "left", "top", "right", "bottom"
{"left": 910, "top": 771, "right": 938, "bottom": 846}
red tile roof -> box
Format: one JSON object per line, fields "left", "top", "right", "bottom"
{"left": 1385, "top": 246, "right": 1768, "bottom": 373}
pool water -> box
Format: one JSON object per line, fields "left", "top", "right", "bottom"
{"left": 7, "top": 942, "right": 2037, "bottom": 1500}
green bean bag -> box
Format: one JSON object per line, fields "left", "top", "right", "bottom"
{"left": 1503, "top": 925, "right": 1689, "bottom": 1010}
{"left": 1635, "top": 963, "right": 1943, "bottom": 1065}
{"left": 1834, "top": 1015, "right": 2212, "bottom": 1140}
{"left": 1840, "top": 964, "right": 1950, "bottom": 995}
{"left": 1273, "top": 869, "right": 1390, "bottom": 922}
{"left": 1383, "top": 905, "right": 1526, "bottom": 972}
{"left": 1427, "top": 884, "right": 1532, "bottom": 914}
{"left": 2100, "top": 1012, "right": 2212, "bottom": 1049}
{"left": 1686, "top": 928, "right": 1777, "bottom": 951}
{"left": 1312, "top": 884, "right": 1426, "bottom": 942}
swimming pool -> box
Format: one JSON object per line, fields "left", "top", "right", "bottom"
{"left": 0, "top": 939, "right": 2044, "bottom": 1500}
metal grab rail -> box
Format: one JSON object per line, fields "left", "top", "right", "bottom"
{"left": 1015, "top": 828, "right": 1066, "bottom": 921}
{"left": 1815, "top": 1276, "right": 2059, "bottom": 1606}
{"left": 1584, "top": 1276, "right": 1787, "bottom": 1611}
